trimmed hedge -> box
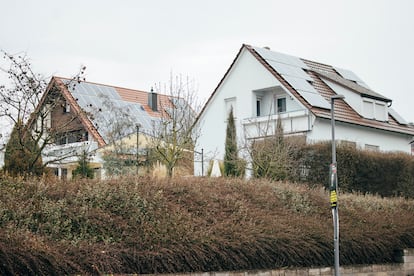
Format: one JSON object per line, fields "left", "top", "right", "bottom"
{"left": 0, "top": 176, "right": 414, "bottom": 275}
{"left": 292, "top": 142, "right": 414, "bottom": 197}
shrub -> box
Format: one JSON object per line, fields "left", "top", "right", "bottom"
{"left": 224, "top": 107, "right": 244, "bottom": 177}
{"left": 72, "top": 150, "right": 94, "bottom": 179}
{"left": 0, "top": 176, "right": 414, "bottom": 274}
{"left": 290, "top": 142, "right": 414, "bottom": 197}
{"left": 3, "top": 121, "right": 43, "bottom": 177}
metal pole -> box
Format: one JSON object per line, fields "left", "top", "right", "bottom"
{"left": 136, "top": 124, "right": 139, "bottom": 175}
{"left": 330, "top": 95, "right": 344, "bottom": 276}
{"left": 201, "top": 148, "right": 204, "bottom": 176}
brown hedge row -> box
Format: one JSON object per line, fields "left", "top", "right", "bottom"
{"left": 0, "top": 176, "right": 414, "bottom": 275}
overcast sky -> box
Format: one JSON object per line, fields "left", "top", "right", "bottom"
{"left": 1, "top": 0, "right": 413, "bottom": 141}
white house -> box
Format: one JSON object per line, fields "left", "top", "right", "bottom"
{"left": 194, "top": 44, "right": 414, "bottom": 177}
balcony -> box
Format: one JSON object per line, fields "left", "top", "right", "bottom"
{"left": 242, "top": 109, "right": 312, "bottom": 139}
{"left": 42, "top": 141, "right": 99, "bottom": 164}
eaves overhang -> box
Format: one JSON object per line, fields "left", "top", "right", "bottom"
{"left": 317, "top": 114, "right": 414, "bottom": 137}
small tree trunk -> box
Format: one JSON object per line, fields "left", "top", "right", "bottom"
{"left": 167, "top": 165, "right": 174, "bottom": 178}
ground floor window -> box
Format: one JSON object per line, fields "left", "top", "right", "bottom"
{"left": 365, "top": 144, "right": 379, "bottom": 151}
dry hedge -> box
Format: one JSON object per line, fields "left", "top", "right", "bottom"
{"left": 0, "top": 176, "right": 414, "bottom": 275}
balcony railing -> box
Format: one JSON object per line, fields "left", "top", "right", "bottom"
{"left": 42, "top": 141, "right": 99, "bottom": 164}
{"left": 242, "top": 109, "right": 312, "bottom": 139}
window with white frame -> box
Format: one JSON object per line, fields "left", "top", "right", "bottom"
{"left": 375, "top": 102, "right": 386, "bottom": 121}
{"left": 339, "top": 140, "right": 357, "bottom": 148}
{"left": 365, "top": 144, "right": 379, "bottom": 151}
{"left": 363, "top": 100, "right": 374, "bottom": 119}
{"left": 225, "top": 97, "right": 236, "bottom": 120}
{"left": 362, "top": 98, "right": 388, "bottom": 121}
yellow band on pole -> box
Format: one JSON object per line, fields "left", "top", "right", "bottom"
{"left": 330, "top": 190, "right": 337, "bottom": 207}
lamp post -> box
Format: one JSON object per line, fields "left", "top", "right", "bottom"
{"left": 330, "top": 95, "right": 344, "bottom": 276}
{"left": 194, "top": 148, "right": 204, "bottom": 176}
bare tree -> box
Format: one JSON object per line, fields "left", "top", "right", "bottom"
{"left": 91, "top": 95, "right": 141, "bottom": 176}
{"left": 0, "top": 50, "right": 86, "bottom": 173}
{"left": 149, "top": 74, "right": 201, "bottom": 177}
{"left": 243, "top": 111, "right": 302, "bottom": 180}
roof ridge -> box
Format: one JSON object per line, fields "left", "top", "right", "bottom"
{"left": 53, "top": 75, "right": 153, "bottom": 95}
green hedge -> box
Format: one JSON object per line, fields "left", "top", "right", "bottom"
{"left": 292, "top": 142, "right": 414, "bottom": 197}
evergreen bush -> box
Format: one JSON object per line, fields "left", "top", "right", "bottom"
{"left": 224, "top": 107, "right": 244, "bottom": 177}
{"left": 3, "top": 121, "right": 43, "bottom": 176}
{"left": 72, "top": 150, "right": 94, "bottom": 179}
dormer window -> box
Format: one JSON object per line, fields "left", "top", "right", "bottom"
{"left": 225, "top": 97, "right": 236, "bottom": 120}
{"left": 363, "top": 100, "right": 374, "bottom": 118}
{"left": 362, "top": 98, "right": 387, "bottom": 121}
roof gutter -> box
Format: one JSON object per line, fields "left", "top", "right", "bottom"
{"left": 318, "top": 115, "right": 414, "bottom": 136}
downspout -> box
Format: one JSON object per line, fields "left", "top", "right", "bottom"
{"left": 307, "top": 110, "right": 312, "bottom": 132}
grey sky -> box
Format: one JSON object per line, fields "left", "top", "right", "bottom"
{"left": 1, "top": 0, "right": 413, "bottom": 131}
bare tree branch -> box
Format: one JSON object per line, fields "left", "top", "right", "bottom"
{"left": 0, "top": 50, "right": 87, "bottom": 172}
{"left": 148, "top": 73, "right": 201, "bottom": 177}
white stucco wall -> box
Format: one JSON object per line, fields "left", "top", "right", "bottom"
{"left": 308, "top": 118, "right": 412, "bottom": 153}
{"left": 194, "top": 48, "right": 284, "bottom": 176}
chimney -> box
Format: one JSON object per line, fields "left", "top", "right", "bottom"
{"left": 148, "top": 88, "right": 158, "bottom": 111}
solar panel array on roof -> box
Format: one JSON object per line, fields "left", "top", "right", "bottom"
{"left": 283, "top": 76, "right": 318, "bottom": 93}
{"left": 333, "top": 67, "right": 370, "bottom": 88}
{"left": 253, "top": 47, "right": 309, "bottom": 69}
{"left": 266, "top": 60, "right": 312, "bottom": 81}
{"left": 64, "top": 80, "right": 160, "bottom": 143}
{"left": 253, "top": 46, "right": 331, "bottom": 110}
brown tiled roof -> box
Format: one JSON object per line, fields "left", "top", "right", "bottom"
{"left": 114, "top": 86, "right": 171, "bottom": 118}
{"left": 245, "top": 45, "right": 414, "bottom": 136}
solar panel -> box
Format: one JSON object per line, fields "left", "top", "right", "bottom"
{"left": 68, "top": 82, "right": 122, "bottom": 100}
{"left": 283, "top": 75, "right": 318, "bottom": 94}
{"left": 253, "top": 46, "right": 309, "bottom": 69}
{"left": 61, "top": 79, "right": 179, "bottom": 143}
{"left": 389, "top": 108, "right": 408, "bottom": 125}
{"left": 267, "top": 60, "right": 312, "bottom": 81}
{"left": 297, "top": 90, "right": 331, "bottom": 109}
{"left": 251, "top": 48, "right": 334, "bottom": 110}
{"left": 333, "top": 67, "right": 368, "bottom": 86}
{"left": 87, "top": 84, "right": 99, "bottom": 96}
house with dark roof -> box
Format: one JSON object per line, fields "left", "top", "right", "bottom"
{"left": 194, "top": 44, "right": 414, "bottom": 177}
{"left": 35, "top": 76, "right": 180, "bottom": 179}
